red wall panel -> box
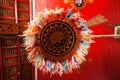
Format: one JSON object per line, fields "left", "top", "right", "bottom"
{"left": 34, "top": 0, "right": 120, "bottom": 80}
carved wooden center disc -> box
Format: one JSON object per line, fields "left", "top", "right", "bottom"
{"left": 40, "top": 21, "right": 76, "bottom": 59}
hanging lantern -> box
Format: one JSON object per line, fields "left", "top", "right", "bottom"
{"left": 64, "top": 0, "right": 94, "bottom": 10}
{"left": 75, "top": 0, "right": 83, "bottom": 7}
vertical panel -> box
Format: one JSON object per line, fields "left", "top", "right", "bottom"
{"left": 15, "top": 0, "right": 18, "bottom": 23}
{"left": 0, "top": 37, "right": 3, "bottom": 80}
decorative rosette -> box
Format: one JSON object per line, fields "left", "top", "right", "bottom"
{"left": 23, "top": 8, "right": 93, "bottom": 76}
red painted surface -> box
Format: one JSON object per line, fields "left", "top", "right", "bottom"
{"left": 34, "top": 0, "right": 120, "bottom": 80}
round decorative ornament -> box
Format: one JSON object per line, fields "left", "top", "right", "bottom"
{"left": 23, "top": 8, "right": 93, "bottom": 76}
